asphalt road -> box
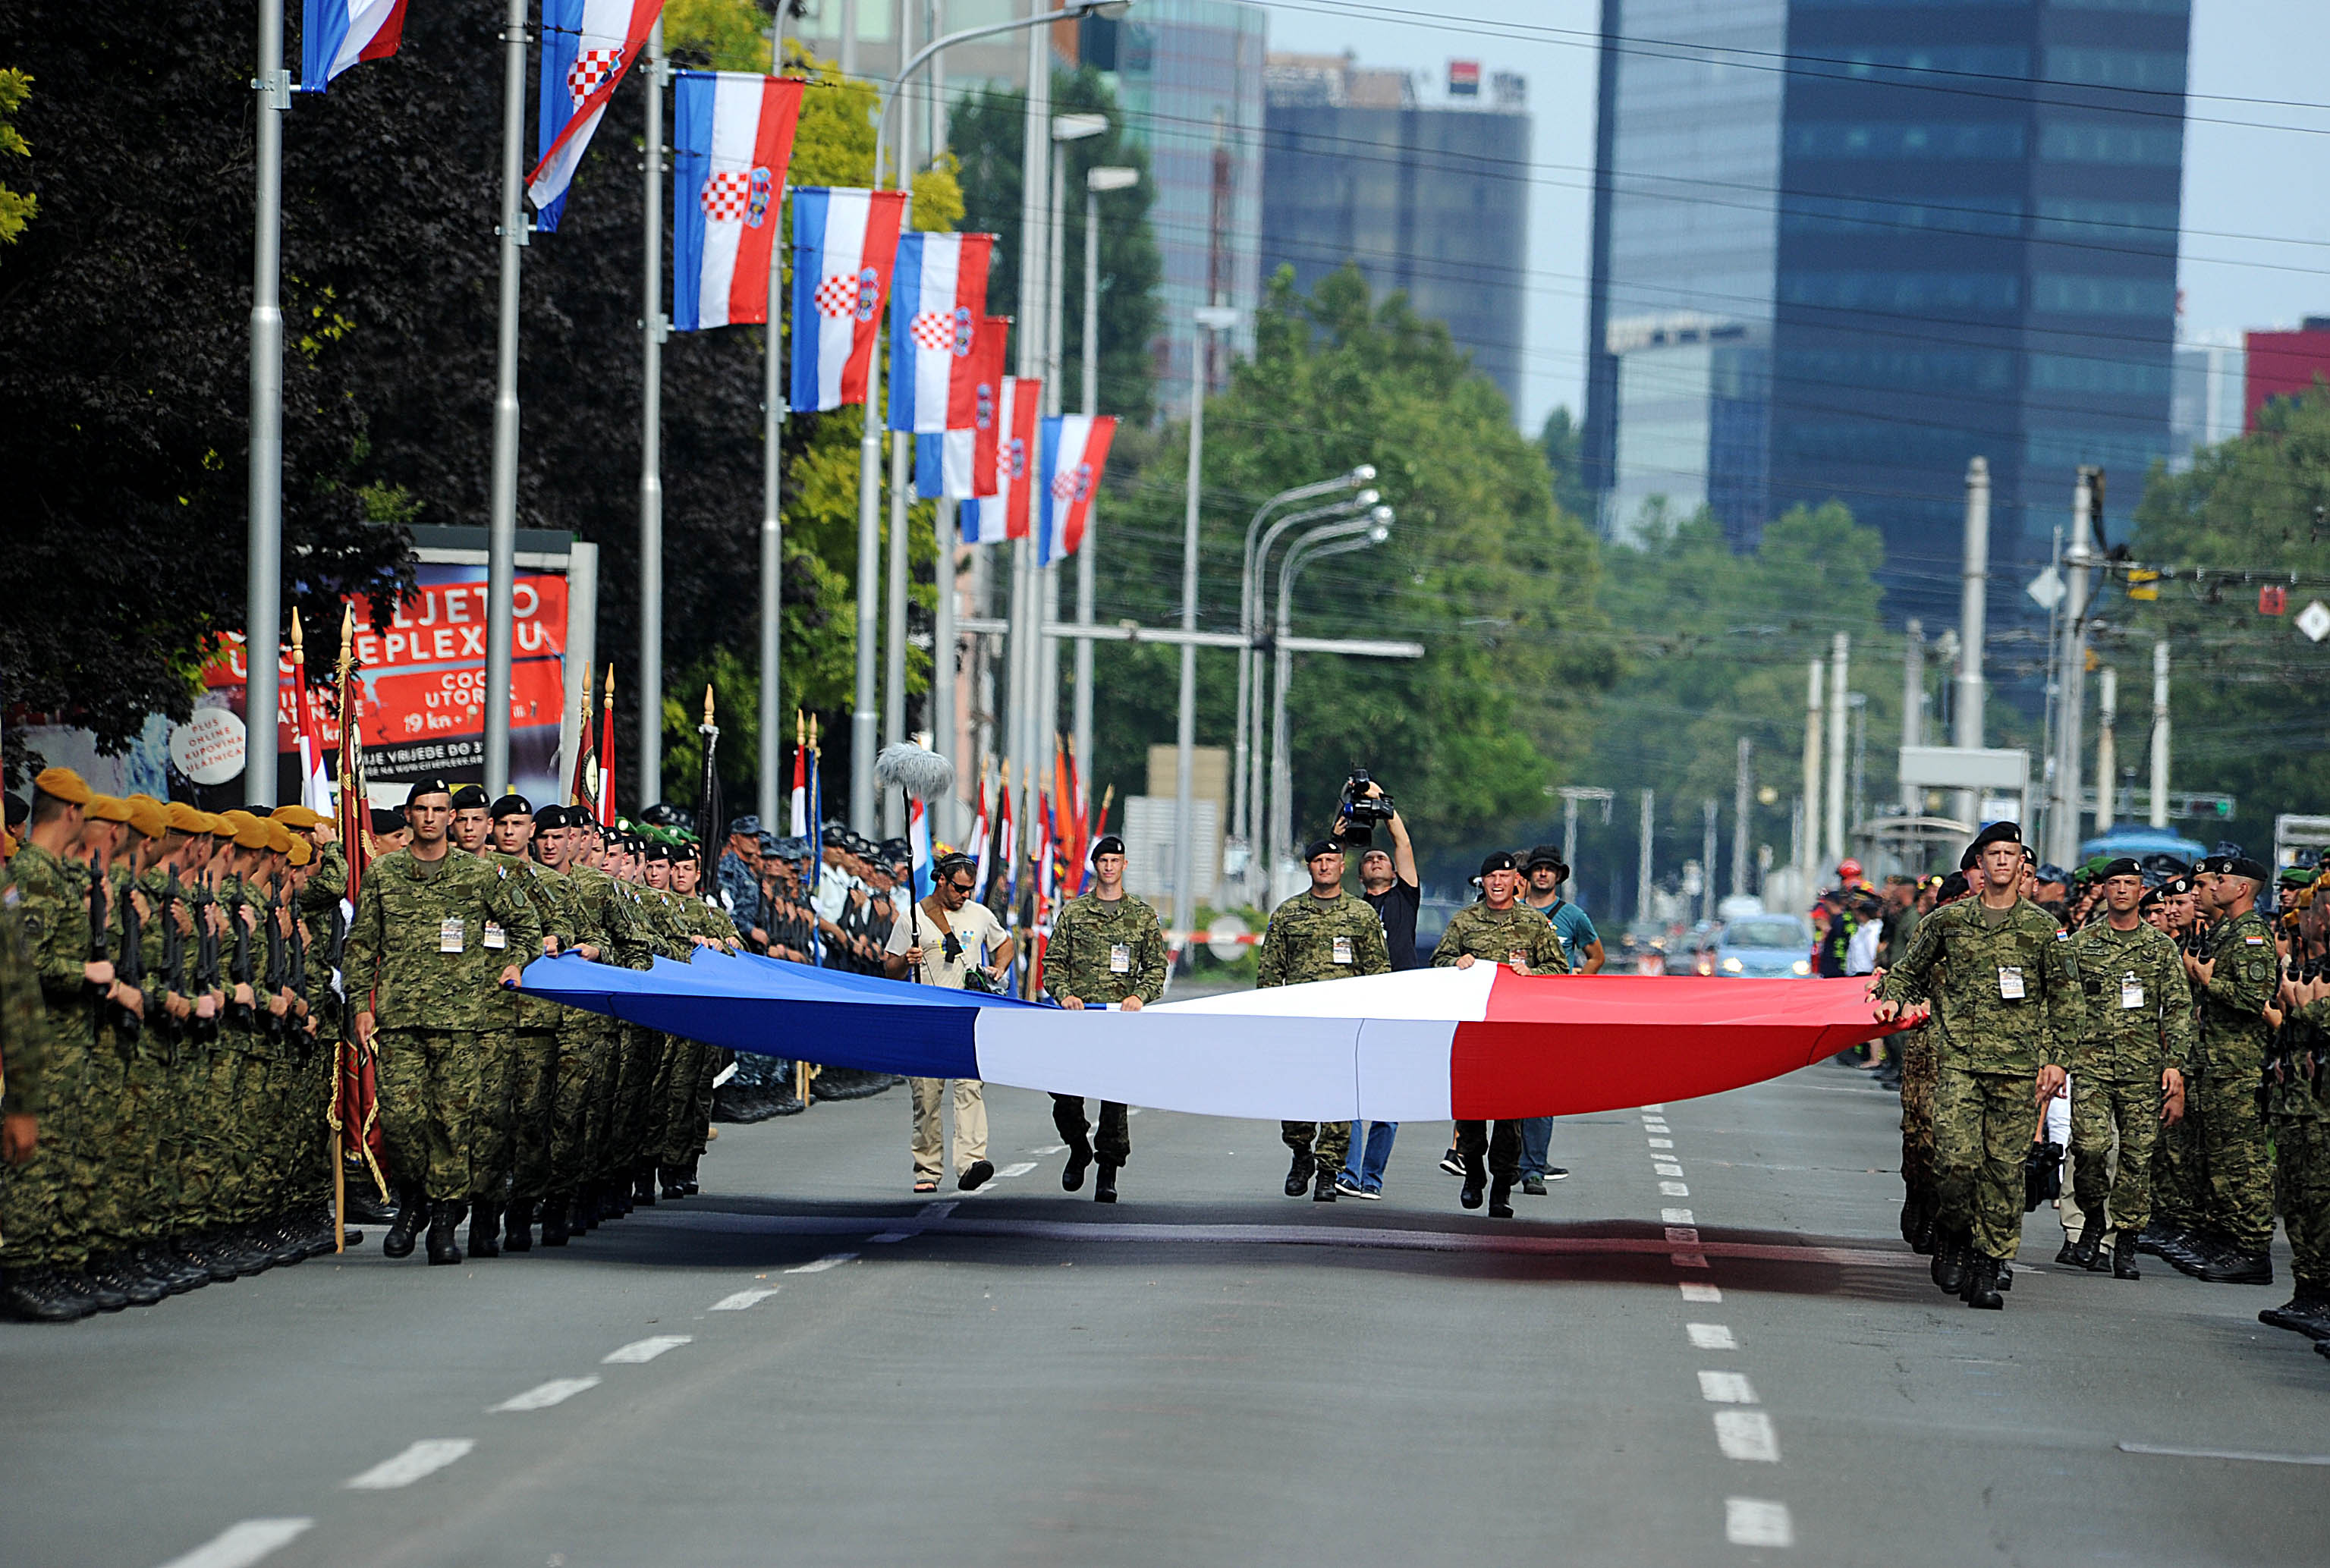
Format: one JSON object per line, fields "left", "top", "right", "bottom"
{"left": 4, "top": 1064, "right": 2325, "bottom": 1568}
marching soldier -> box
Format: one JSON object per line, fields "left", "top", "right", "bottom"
{"left": 1875, "top": 822, "right": 2079, "bottom": 1310}
{"left": 663, "top": 845, "right": 735, "bottom": 1196}
{"left": 1042, "top": 834, "right": 1168, "bottom": 1202}
{"left": 1431, "top": 851, "right": 1568, "bottom": 1218}
{"left": 2180, "top": 854, "right": 2279, "bottom": 1284}
{"left": 1256, "top": 838, "right": 1390, "bottom": 1203}
{"left": 477, "top": 792, "right": 569, "bottom": 1254}
{"left": 2261, "top": 872, "right": 2330, "bottom": 1341}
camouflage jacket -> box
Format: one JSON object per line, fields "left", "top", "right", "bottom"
{"left": 6, "top": 844, "right": 86, "bottom": 1006}
{"left": 2067, "top": 918, "right": 2193, "bottom": 1077}
{"left": 2195, "top": 907, "right": 2276, "bottom": 1068}
{"left": 343, "top": 847, "right": 542, "bottom": 1033}
{"left": 1044, "top": 891, "right": 1168, "bottom": 1006}
{"left": 636, "top": 887, "right": 697, "bottom": 963}
{"left": 0, "top": 893, "right": 48, "bottom": 1114}
{"left": 678, "top": 894, "right": 738, "bottom": 946}
{"left": 489, "top": 850, "right": 574, "bottom": 1031}
{"left": 1257, "top": 889, "right": 1390, "bottom": 988}
{"left": 1875, "top": 895, "right": 2080, "bottom": 1075}
{"left": 567, "top": 865, "right": 654, "bottom": 971}
{"left": 1432, "top": 901, "right": 1570, "bottom": 973}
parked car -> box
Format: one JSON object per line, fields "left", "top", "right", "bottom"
{"left": 1695, "top": 913, "right": 1815, "bottom": 978}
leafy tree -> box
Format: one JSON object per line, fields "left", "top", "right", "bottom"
{"left": 1536, "top": 406, "right": 1596, "bottom": 529}
{"left": 0, "top": 66, "right": 33, "bottom": 244}
{"left": 949, "top": 68, "right": 1162, "bottom": 425}
{"left": 2121, "top": 386, "right": 2330, "bottom": 852}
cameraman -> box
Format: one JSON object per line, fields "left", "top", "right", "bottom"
{"left": 1335, "top": 778, "right": 1418, "bottom": 1199}
{"left": 885, "top": 852, "right": 1014, "bottom": 1195}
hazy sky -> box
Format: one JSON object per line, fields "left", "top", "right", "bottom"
{"left": 1254, "top": 0, "right": 2330, "bottom": 432}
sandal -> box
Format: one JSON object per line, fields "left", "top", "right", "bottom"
{"left": 913, "top": 1180, "right": 939, "bottom": 1194}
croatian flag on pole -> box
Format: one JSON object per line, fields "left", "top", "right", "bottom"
{"left": 960, "top": 376, "right": 1042, "bottom": 543}
{"left": 530, "top": 0, "right": 665, "bottom": 232}
{"left": 1036, "top": 415, "right": 1118, "bottom": 565}
{"left": 888, "top": 233, "right": 995, "bottom": 434}
{"left": 789, "top": 187, "right": 909, "bottom": 412}
{"left": 920, "top": 315, "right": 1009, "bottom": 501}
{"left": 671, "top": 72, "right": 803, "bottom": 332}
{"left": 300, "top": 0, "right": 407, "bottom": 90}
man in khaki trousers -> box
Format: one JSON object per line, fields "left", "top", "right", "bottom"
{"left": 885, "top": 853, "right": 1015, "bottom": 1193}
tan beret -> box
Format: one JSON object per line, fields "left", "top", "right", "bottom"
{"left": 86, "top": 795, "right": 135, "bottom": 825}
{"left": 33, "top": 767, "right": 93, "bottom": 806}
{"left": 270, "top": 804, "right": 328, "bottom": 828}
{"left": 287, "top": 837, "right": 313, "bottom": 867}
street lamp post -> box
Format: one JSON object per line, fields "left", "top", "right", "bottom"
{"left": 1033, "top": 113, "right": 1107, "bottom": 779}
{"left": 1074, "top": 163, "right": 1139, "bottom": 785}
{"left": 1267, "top": 512, "right": 1394, "bottom": 885}
{"left": 1171, "top": 303, "right": 1241, "bottom": 948}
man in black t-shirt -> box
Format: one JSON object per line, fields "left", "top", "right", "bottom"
{"left": 1342, "top": 784, "right": 1420, "bottom": 1197}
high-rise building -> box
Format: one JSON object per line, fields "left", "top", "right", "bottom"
{"left": 1585, "top": 0, "right": 2191, "bottom": 624}
{"left": 1258, "top": 53, "right": 1533, "bottom": 416}
{"left": 2168, "top": 328, "right": 2243, "bottom": 472}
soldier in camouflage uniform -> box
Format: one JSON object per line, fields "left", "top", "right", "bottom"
{"left": 1431, "top": 851, "right": 1568, "bottom": 1218}
{"left": 476, "top": 793, "right": 570, "bottom": 1254}
{"left": 2177, "top": 855, "right": 2281, "bottom": 1284}
{"left": 344, "top": 779, "right": 541, "bottom": 1267}
{"left": 1042, "top": 835, "right": 1167, "bottom": 1202}
{"left": 560, "top": 815, "right": 650, "bottom": 1233}
{"left": 2059, "top": 858, "right": 2193, "bottom": 1277}
{"left": 2141, "top": 869, "right": 2209, "bottom": 1258}
{"left": 1893, "top": 866, "right": 1972, "bottom": 1256}
{"left": 631, "top": 841, "right": 696, "bottom": 1205}
{"left": 662, "top": 847, "right": 737, "bottom": 1196}
{"left": 2260, "top": 874, "right": 2330, "bottom": 1340}
{"left": 1875, "top": 822, "right": 2078, "bottom": 1310}
{"left": 1257, "top": 838, "right": 1389, "bottom": 1202}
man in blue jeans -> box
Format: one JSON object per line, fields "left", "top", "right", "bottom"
{"left": 1338, "top": 785, "right": 1420, "bottom": 1199}
{"left": 1515, "top": 846, "right": 1607, "bottom": 1194}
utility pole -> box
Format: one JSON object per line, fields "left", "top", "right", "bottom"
{"left": 1825, "top": 633, "right": 1850, "bottom": 865}
{"left": 1953, "top": 457, "right": 1989, "bottom": 826}
{"left": 1731, "top": 737, "right": 1751, "bottom": 900}
{"left": 1800, "top": 658, "right": 1823, "bottom": 894}
{"left": 1899, "top": 618, "right": 1923, "bottom": 815}
{"left": 1700, "top": 798, "right": 1718, "bottom": 924}
{"left": 2049, "top": 467, "right": 2100, "bottom": 866}
{"left": 637, "top": 17, "right": 667, "bottom": 807}
{"left": 2094, "top": 664, "right": 2117, "bottom": 833}
{"left": 2149, "top": 640, "right": 2171, "bottom": 829}
{"left": 1637, "top": 789, "right": 1655, "bottom": 927}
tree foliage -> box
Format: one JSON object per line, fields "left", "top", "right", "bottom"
{"left": 0, "top": 66, "right": 33, "bottom": 245}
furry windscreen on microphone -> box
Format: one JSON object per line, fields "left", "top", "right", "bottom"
{"left": 874, "top": 743, "right": 956, "bottom": 803}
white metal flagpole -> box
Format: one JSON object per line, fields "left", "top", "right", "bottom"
{"left": 246, "top": 0, "right": 290, "bottom": 806}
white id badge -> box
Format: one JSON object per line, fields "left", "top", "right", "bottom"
{"left": 2121, "top": 974, "right": 2144, "bottom": 1010}
{"left": 1108, "top": 942, "right": 1131, "bottom": 974}
{"left": 439, "top": 916, "right": 465, "bottom": 954}
{"left": 1332, "top": 935, "right": 1354, "bottom": 965}
{"left": 1998, "top": 965, "right": 2025, "bottom": 1001}
{"left": 483, "top": 922, "right": 507, "bottom": 951}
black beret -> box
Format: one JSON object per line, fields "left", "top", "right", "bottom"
{"left": 1303, "top": 837, "right": 1343, "bottom": 861}
{"left": 491, "top": 792, "right": 533, "bottom": 820}
{"left": 1970, "top": 822, "right": 2021, "bottom": 853}
{"left": 532, "top": 804, "right": 568, "bottom": 831}
{"left": 1958, "top": 843, "right": 1981, "bottom": 871}
{"left": 1477, "top": 850, "right": 1520, "bottom": 878}
{"left": 645, "top": 842, "right": 672, "bottom": 863}
{"left": 3, "top": 794, "right": 27, "bottom": 828}
{"left": 1938, "top": 871, "right": 1970, "bottom": 902}
{"left": 1090, "top": 834, "right": 1127, "bottom": 859}
{"left": 2159, "top": 873, "right": 2193, "bottom": 897}
{"left": 369, "top": 806, "right": 405, "bottom": 835}
{"left": 404, "top": 778, "right": 452, "bottom": 809}
{"left": 2137, "top": 888, "right": 2163, "bottom": 911}
{"left": 2097, "top": 857, "right": 2143, "bottom": 881}
{"left": 2228, "top": 856, "right": 2271, "bottom": 885}
{"left": 448, "top": 784, "right": 490, "bottom": 810}
{"left": 1523, "top": 844, "right": 1567, "bottom": 873}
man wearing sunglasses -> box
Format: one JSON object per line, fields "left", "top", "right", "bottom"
{"left": 886, "top": 853, "right": 1015, "bottom": 1194}
{"left": 1043, "top": 835, "right": 1167, "bottom": 1202}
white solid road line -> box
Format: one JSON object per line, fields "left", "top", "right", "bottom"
{"left": 491, "top": 1377, "right": 602, "bottom": 1412}
{"left": 2117, "top": 1442, "right": 2330, "bottom": 1467}
{"left": 1725, "top": 1497, "right": 1795, "bottom": 1547}
{"left": 602, "top": 1335, "right": 693, "bottom": 1364}
{"left": 1698, "top": 1370, "right": 1759, "bottom": 1405}
{"left": 342, "top": 1438, "right": 476, "bottom": 1490}
{"left": 1679, "top": 1281, "right": 1723, "bottom": 1303}
{"left": 709, "top": 1287, "right": 783, "bottom": 1311}
{"left": 1687, "top": 1322, "right": 1739, "bottom": 1350}
{"left": 1713, "top": 1409, "right": 1781, "bottom": 1463}
{"left": 997, "top": 1161, "right": 1039, "bottom": 1179}
{"left": 153, "top": 1518, "right": 314, "bottom": 1568}
{"left": 786, "top": 1252, "right": 859, "bottom": 1274}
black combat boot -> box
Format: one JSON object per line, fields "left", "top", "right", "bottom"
{"left": 539, "top": 1194, "right": 571, "bottom": 1246}
{"left": 466, "top": 1200, "right": 502, "bottom": 1259}
{"left": 2198, "top": 1248, "right": 2273, "bottom": 1286}
{"left": 382, "top": 1183, "right": 427, "bottom": 1260}
{"left": 1094, "top": 1161, "right": 1118, "bottom": 1203}
{"left": 680, "top": 1158, "right": 700, "bottom": 1196}
{"left": 1284, "top": 1149, "right": 1315, "bottom": 1198}
{"left": 1961, "top": 1252, "right": 2004, "bottom": 1309}
{"left": 0, "top": 1265, "right": 97, "bottom": 1322}
{"left": 1062, "top": 1139, "right": 1093, "bottom": 1192}
{"left": 569, "top": 1186, "right": 596, "bottom": 1235}
{"left": 1459, "top": 1146, "right": 1487, "bottom": 1211}
{"left": 1313, "top": 1168, "right": 1338, "bottom": 1202}
{"left": 2111, "top": 1232, "right": 2143, "bottom": 1280}
{"left": 659, "top": 1165, "right": 688, "bottom": 1202}
{"left": 1931, "top": 1229, "right": 1969, "bottom": 1296}
{"left": 62, "top": 1265, "right": 131, "bottom": 1312}
{"left": 633, "top": 1164, "right": 657, "bottom": 1206}
{"left": 424, "top": 1202, "right": 464, "bottom": 1266}
{"left": 2257, "top": 1286, "right": 2330, "bottom": 1337}
{"left": 1994, "top": 1258, "right": 2012, "bottom": 1291}
{"left": 86, "top": 1253, "right": 168, "bottom": 1309}
{"left": 1489, "top": 1176, "right": 1516, "bottom": 1220}
{"left": 141, "top": 1243, "right": 207, "bottom": 1294}
{"left": 503, "top": 1199, "right": 535, "bottom": 1253}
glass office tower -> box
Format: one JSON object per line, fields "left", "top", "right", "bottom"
{"left": 1586, "top": 0, "right": 2190, "bottom": 624}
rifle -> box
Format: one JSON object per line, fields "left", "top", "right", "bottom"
{"left": 113, "top": 872, "right": 144, "bottom": 1045}
{"left": 159, "top": 872, "right": 187, "bottom": 1043}
{"left": 262, "top": 885, "right": 288, "bottom": 1049}
{"left": 190, "top": 882, "right": 221, "bottom": 1042}
{"left": 225, "top": 881, "right": 255, "bottom": 1029}
{"left": 86, "top": 866, "right": 112, "bottom": 1043}
{"left": 287, "top": 910, "right": 313, "bottom": 1054}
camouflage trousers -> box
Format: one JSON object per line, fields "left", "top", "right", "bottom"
{"left": 0, "top": 1021, "right": 90, "bottom": 1268}
{"left": 2067, "top": 1073, "right": 2161, "bottom": 1240}
{"left": 2194, "top": 1054, "right": 2274, "bottom": 1251}
{"left": 2150, "top": 1064, "right": 2208, "bottom": 1231}
{"left": 177, "top": 1042, "right": 241, "bottom": 1235}
{"left": 1052, "top": 1095, "right": 1130, "bottom": 1165}
{"left": 1281, "top": 1120, "right": 1352, "bottom": 1172}
{"left": 2271, "top": 1113, "right": 2329, "bottom": 1290}
{"left": 469, "top": 1031, "right": 518, "bottom": 1198}
{"left": 507, "top": 1030, "right": 559, "bottom": 1202}
{"left": 63, "top": 1039, "right": 132, "bottom": 1256}
{"left": 375, "top": 1029, "right": 485, "bottom": 1202}
{"left": 658, "top": 1036, "right": 712, "bottom": 1168}
{"left": 1932, "top": 1067, "right": 2039, "bottom": 1261}
{"left": 606, "top": 1026, "right": 659, "bottom": 1178}
{"left": 1898, "top": 1025, "right": 1939, "bottom": 1217}
{"left": 549, "top": 1021, "right": 610, "bottom": 1195}
{"left": 644, "top": 1034, "right": 684, "bottom": 1168}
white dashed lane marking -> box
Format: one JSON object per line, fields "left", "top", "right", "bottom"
{"left": 602, "top": 1336, "right": 692, "bottom": 1364}
{"left": 491, "top": 1377, "right": 601, "bottom": 1412}
{"left": 153, "top": 1518, "right": 314, "bottom": 1568}
{"left": 1647, "top": 1137, "right": 1674, "bottom": 1149}
{"left": 1713, "top": 1409, "right": 1781, "bottom": 1463}
{"left": 785, "top": 1252, "right": 858, "bottom": 1274}
{"left": 341, "top": 1438, "right": 476, "bottom": 1489}
{"left": 1659, "top": 1181, "right": 1690, "bottom": 1197}
{"left": 1687, "top": 1322, "right": 1739, "bottom": 1350}
{"left": 1680, "top": 1281, "right": 1723, "bottom": 1303}
{"left": 1698, "top": 1370, "right": 1759, "bottom": 1404}
{"left": 1662, "top": 1208, "right": 1694, "bottom": 1224}
{"left": 1655, "top": 1161, "right": 1685, "bottom": 1177}
{"left": 996, "top": 1161, "right": 1039, "bottom": 1179}
{"left": 1726, "top": 1498, "right": 1795, "bottom": 1547}
{"left": 709, "top": 1287, "right": 782, "bottom": 1312}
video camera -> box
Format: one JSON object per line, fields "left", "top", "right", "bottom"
{"left": 1337, "top": 769, "right": 1396, "bottom": 847}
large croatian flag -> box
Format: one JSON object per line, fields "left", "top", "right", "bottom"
{"left": 789, "top": 187, "right": 909, "bottom": 412}
{"left": 959, "top": 376, "right": 1042, "bottom": 543}
{"left": 888, "top": 233, "right": 994, "bottom": 434}
{"left": 1036, "top": 415, "right": 1118, "bottom": 565}
{"left": 920, "top": 315, "right": 1008, "bottom": 501}
{"left": 671, "top": 71, "right": 803, "bottom": 332}
{"left": 530, "top": 0, "right": 665, "bottom": 232}
{"left": 300, "top": 0, "right": 407, "bottom": 90}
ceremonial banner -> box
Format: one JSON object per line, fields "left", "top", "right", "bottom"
{"left": 788, "top": 187, "right": 908, "bottom": 412}
{"left": 300, "top": 0, "right": 407, "bottom": 90}
{"left": 958, "top": 376, "right": 1040, "bottom": 542}
{"left": 530, "top": 0, "right": 666, "bottom": 230}
{"left": 671, "top": 71, "right": 803, "bottom": 331}
{"left": 1036, "top": 414, "right": 1117, "bottom": 564}
{"left": 920, "top": 314, "right": 1009, "bottom": 501}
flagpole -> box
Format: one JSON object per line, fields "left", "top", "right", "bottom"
{"left": 245, "top": 0, "right": 290, "bottom": 809}
{"left": 758, "top": 20, "right": 791, "bottom": 829}
{"left": 879, "top": 0, "right": 917, "bottom": 842}
{"left": 638, "top": 17, "right": 669, "bottom": 809}
{"left": 932, "top": 497, "right": 958, "bottom": 841}
{"left": 483, "top": 0, "right": 531, "bottom": 798}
